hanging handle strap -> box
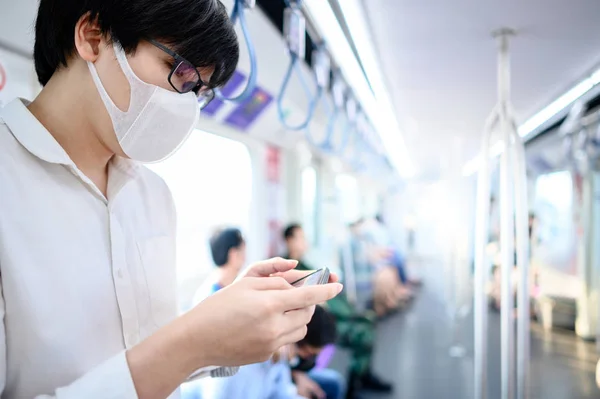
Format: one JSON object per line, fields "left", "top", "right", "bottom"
{"left": 277, "top": 3, "right": 324, "bottom": 131}
{"left": 214, "top": 0, "right": 258, "bottom": 103}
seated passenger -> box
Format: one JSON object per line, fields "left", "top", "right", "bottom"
{"left": 374, "top": 214, "right": 422, "bottom": 287}
{"left": 193, "top": 227, "right": 246, "bottom": 304}
{"left": 352, "top": 218, "right": 408, "bottom": 316}
{"left": 283, "top": 224, "right": 393, "bottom": 399}
{"left": 290, "top": 306, "right": 345, "bottom": 399}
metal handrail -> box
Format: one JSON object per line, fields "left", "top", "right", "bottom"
{"left": 474, "top": 29, "right": 530, "bottom": 399}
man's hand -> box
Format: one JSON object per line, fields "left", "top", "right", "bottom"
{"left": 184, "top": 258, "right": 343, "bottom": 367}
{"left": 127, "top": 258, "right": 342, "bottom": 399}
{"left": 293, "top": 370, "right": 325, "bottom": 399}
{"left": 242, "top": 257, "right": 339, "bottom": 285}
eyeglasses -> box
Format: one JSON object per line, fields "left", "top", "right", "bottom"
{"left": 149, "top": 40, "right": 215, "bottom": 109}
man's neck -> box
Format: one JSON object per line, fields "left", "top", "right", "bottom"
{"left": 217, "top": 265, "right": 239, "bottom": 288}
{"left": 27, "top": 72, "right": 114, "bottom": 196}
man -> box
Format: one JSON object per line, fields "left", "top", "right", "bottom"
{"left": 0, "top": 1, "right": 342, "bottom": 397}
{"left": 283, "top": 224, "right": 392, "bottom": 399}
{"left": 290, "top": 306, "right": 345, "bottom": 399}
{"left": 192, "top": 227, "right": 247, "bottom": 305}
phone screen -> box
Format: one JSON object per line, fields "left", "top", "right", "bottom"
{"left": 291, "top": 268, "right": 330, "bottom": 287}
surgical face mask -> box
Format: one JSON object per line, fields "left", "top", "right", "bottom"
{"left": 87, "top": 42, "right": 199, "bottom": 163}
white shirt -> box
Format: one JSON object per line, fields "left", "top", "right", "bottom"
{"left": 0, "top": 99, "right": 179, "bottom": 398}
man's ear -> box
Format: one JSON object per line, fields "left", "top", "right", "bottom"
{"left": 74, "top": 12, "right": 104, "bottom": 63}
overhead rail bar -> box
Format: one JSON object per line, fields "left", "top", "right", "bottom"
{"left": 474, "top": 28, "right": 530, "bottom": 399}
{"left": 560, "top": 102, "right": 600, "bottom": 134}
{"left": 277, "top": 0, "right": 323, "bottom": 131}
{"left": 214, "top": 0, "right": 258, "bottom": 103}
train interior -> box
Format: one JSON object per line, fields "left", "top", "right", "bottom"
{"left": 2, "top": 0, "right": 600, "bottom": 398}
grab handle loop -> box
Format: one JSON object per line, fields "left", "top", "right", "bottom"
{"left": 214, "top": 0, "right": 258, "bottom": 103}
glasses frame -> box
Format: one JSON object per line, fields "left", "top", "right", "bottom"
{"left": 149, "top": 39, "right": 214, "bottom": 104}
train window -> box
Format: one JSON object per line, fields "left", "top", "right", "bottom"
{"left": 147, "top": 130, "right": 253, "bottom": 287}
{"left": 336, "top": 174, "right": 360, "bottom": 223}
{"left": 533, "top": 170, "right": 575, "bottom": 273}
{"left": 301, "top": 166, "right": 318, "bottom": 245}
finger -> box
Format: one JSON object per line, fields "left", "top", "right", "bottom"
{"left": 280, "top": 306, "right": 315, "bottom": 336}
{"left": 278, "top": 324, "right": 309, "bottom": 347}
{"left": 271, "top": 270, "right": 340, "bottom": 284}
{"left": 279, "top": 283, "right": 343, "bottom": 311}
{"left": 270, "top": 269, "right": 313, "bottom": 284}
{"left": 244, "top": 258, "right": 298, "bottom": 278}
{"left": 253, "top": 276, "right": 293, "bottom": 290}
{"left": 327, "top": 272, "right": 339, "bottom": 283}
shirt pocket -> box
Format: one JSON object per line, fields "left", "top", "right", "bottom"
{"left": 135, "top": 234, "right": 177, "bottom": 328}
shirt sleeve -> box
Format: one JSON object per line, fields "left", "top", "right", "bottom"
{"left": 48, "top": 351, "right": 138, "bottom": 399}
{"left": 0, "top": 280, "right": 138, "bottom": 399}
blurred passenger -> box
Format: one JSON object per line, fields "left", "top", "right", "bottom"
{"left": 193, "top": 227, "right": 246, "bottom": 305}
{"left": 290, "top": 306, "right": 344, "bottom": 399}
{"left": 283, "top": 224, "right": 393, "bottom": 399}
{"left": 283, "top": 223, "right": 310, "bottom": 269}
{"left": 0, "top": 0, "right": 344, "bottom": 397}
{"left": 358, "top": 217, "right": 411, "bottom": 316}
{"left": 348, "top": 219, "right": 374, "bottom": 313}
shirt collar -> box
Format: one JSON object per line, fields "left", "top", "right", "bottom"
{"left": 0, "top": 98, "right": 140, "bottom": 176}
{"left": 1, "top": 98, "right": 73, "bottom": 166}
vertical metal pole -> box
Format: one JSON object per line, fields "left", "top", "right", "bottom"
{"left": 496, "top": 29, "right": 516, "bottom": 399}
{"left": 513, "top": 135, "right": 530, "bottom": 399}
{"left": 474, "top": 107, "right": 498, "bottom": 399}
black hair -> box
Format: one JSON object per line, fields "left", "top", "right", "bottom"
{"left": 298, "top": 305, "right": 336, "bottom": 348}
{"left": 209, "top": 228, "right": 244, "bottom": 267}
{"left": 283, "top": 223, "right": 302, "bottom": 241}
{"left": 33, "top": 0, "right": 239, "bottom": 87}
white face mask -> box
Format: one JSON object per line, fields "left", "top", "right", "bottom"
{"left": 87, "top": 42, "right": 199, "bottom": 163}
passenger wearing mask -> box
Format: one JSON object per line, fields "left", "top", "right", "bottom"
{"left": 0, "top": 1, "right": 342, "bottom": 397}
{"left": 283, "top": 224, "right": 393, "bottom": 399}
{"left": 290, "top": 306, "right": 344, "bottom": 399}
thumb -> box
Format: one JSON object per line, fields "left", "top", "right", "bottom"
{"left": 244, "top": 257, "right": 298, "bottom": 278}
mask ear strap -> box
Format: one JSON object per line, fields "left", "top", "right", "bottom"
{"left": 112, "top": 42, "right": 144, "bottom": 85}
{"left": 87, "top": 60, "right": 124, "bottom": 115}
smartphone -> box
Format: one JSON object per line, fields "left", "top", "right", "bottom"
{"left": 291, "top": 267, "right": 330, "bottom": 287}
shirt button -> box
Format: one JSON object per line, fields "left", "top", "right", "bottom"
{"left": 117, "top": 269, "right": 123, "bottom": 279}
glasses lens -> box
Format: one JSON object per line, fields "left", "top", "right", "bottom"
{"left": 198, "top": 89, "right": 215, "bottom": 109}
{"left": 170, "top": 61, "right": 200, "bottom": 93}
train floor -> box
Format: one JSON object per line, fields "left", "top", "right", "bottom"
{"left": 330, "top": 264, "right": 600, "bottom": 399}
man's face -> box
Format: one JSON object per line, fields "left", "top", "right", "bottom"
{"left": 75, "top": 16, "right": 214, "bottom": 155}
{"left": 287, "top": 227, "right": 308, "bottom": 257}
{"left": 229, "top": 242, "right": 247, "bottom": 272}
